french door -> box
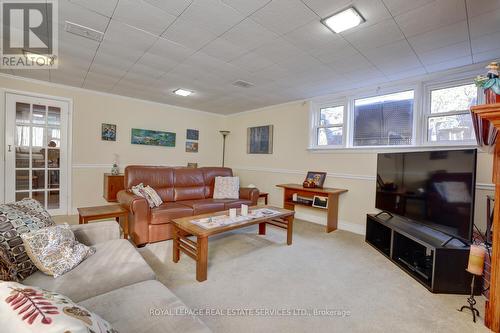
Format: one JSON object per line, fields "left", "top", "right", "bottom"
{"left": 5, "top": 93, "right": 69, "bottom": 215}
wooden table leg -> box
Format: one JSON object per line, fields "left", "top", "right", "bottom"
{"left": 172, "top": 226, "right": 180, "bottom": 263}
{"left": 196, "top": 236, "right": 208, "bottom": 282}
{"left": 122, "top": 214, "right": 129, "bottom": 240}
{"left": 264, "top": 194, "right": 268, "bottom": 205}
{"left": 259, "top": 222, "right": 266, "bottom": 235}
{"left": 326, "top": 194, "right": 339, "bottom": 233}
{"left": 78, "top": 215, "right": 83, "bottom": 224}
{"left": 286, "top": 216, "right": 294, "bottom": 245}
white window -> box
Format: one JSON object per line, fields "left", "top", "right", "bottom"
{"left": 312, "top": 103, "right": 345, "bottom": 147}
{"left": 425, "top": 82, "right": 477, "bottom": 144}
{"left": 353, "top": 90, "right": 414, "bottom": 147}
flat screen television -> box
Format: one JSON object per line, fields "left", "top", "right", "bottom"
{"left": 376, "top": 149, "right": 477, "bottom": 242}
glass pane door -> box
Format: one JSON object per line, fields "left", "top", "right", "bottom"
{"left": 6, "top": 93, "right": 68, "bottom": 215}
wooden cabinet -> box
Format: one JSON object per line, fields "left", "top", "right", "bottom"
{"left": 103, "top": 173, "right": 124, "bottom": 202}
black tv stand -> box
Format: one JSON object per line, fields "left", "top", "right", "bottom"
{"left": 441, "top": 235, "right": 469, "bottom": 247}
{"left": 365, "top": 214, "right": 480, "bottom": 294}
{"left": 374, "top": 210, "right": 393, "bottom": 219}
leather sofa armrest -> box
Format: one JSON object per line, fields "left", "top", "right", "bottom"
{"left": 239, "top": 187, "right": 260, "bottom": 205}
{"left": 70, "top": 221, "right": 120, "bottom": 246}
{"left": 117, "top": 190, "right": 149, "bottom": 216}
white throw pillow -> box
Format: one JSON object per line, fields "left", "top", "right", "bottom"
{"left": 213, "top": 176, "right": 240, "bottom": 199}
{"left": 130, "top": 183, "right": 162, "bottom": 208}
{"left": 0, "top": 281, "right": 116, "bottom": 333}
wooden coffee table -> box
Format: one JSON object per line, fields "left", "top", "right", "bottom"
{"left": 171, "top": 206, "right": 294, "bottom": 282}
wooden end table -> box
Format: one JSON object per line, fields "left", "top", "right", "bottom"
{"left": 259, "top": 192, "right": 269, "bottom": 204}
{"left": 172, "top": 205, "right": 294, "bottom": 282}
{"left": 77, "top": 204, "right": 129, "bottom": 240}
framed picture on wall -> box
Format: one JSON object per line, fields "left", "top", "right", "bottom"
{"left": 247, "top": 125, "right": 273, "bottom": 154}
{"left": 101, "top": 123, "right": 116, "bottom": 141}
{"left": 186, "top": 129, "right": 199, "bottom": 140}
{"left": 186, "top": 141, "right": 199, "bottom": 152}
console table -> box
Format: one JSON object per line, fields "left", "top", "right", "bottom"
{"left": 276, "top": 184, "right": 347, "bottom": 233}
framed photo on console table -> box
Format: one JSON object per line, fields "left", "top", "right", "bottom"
{"left": 312, "top": 196, "right": 328, "bottom": 209}
{"left": 304, "top": 171, "right": 327, "bottom": 188}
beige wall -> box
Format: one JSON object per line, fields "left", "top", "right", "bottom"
{"left": 0, "top": 74, "right": 224, "bottom": 214}
{"left": 225, "top": 101, "right": 494, "bottom": 234}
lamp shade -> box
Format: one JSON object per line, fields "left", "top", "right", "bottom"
{"left": 467, "top": 245, "right": 487, "bottom": 276}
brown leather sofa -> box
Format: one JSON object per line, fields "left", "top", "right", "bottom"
{"left": 117, "top": 166, "right": 259, "bottom": 246}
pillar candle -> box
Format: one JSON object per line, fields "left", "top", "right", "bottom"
{"left": 467, "top": 245, "right": 487, "bottom": 276}
{"left": 241, "top": 204, "right": 248, "bottom": 216}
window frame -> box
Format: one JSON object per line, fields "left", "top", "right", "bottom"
{"left": 349, "top": 87, "right": 418, "bottom": 148}
{"left": 310, "top": 99, "right": 347, "bottom": 149}
{"left": 422, "top": 79, "right": 480, "bottom": 146}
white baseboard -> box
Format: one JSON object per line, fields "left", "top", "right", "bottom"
{"left": 294, "top": 211, "right": 365, "bottom": 235}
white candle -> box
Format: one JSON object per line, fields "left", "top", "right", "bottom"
{"left": 241, "top": 204, "right": 248, "bottom": 216}
{"left": 229, "top": 208, "right": 237, "bottom": 218}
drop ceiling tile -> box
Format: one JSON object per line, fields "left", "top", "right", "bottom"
{"left": 222, "top": 18, "right": 279, "bottom": 50}
{"left": 229, "top": 51, "right": 274, "bottom": 73}
{"left": 143, "top": 0, "right": 192, "bottom": 16}
{"left": 284, "top": 21, "right": 348, "bottom": 57}
{"left": 221, "top": 0, "right": 271, "bottom": 16}
{"left": 407, "top": 21, "right": 468, "bottom": 54}
{"left": 104, "top": 20, "right": 157, "bottom": 50}
{"left": 382, "top": 0, "right": 435, "bottom": 16}
{"left": 326, "top": 52, "right": 375, "bottom": 74}
{"left": 84, "top": 71, "right": 119, "bottom": 89}
{"left": 11, "top": 70, "right": 50, "bottom": 82}
{"left": 162, "top": 18, "right": 218, "bottom": 50}
{"left": 148, "top": 38, "right": 196, "bottom": 62}
{"left": 50, "top": 69, "right": 86, "bottom": 87}
{"left": 342, "top": 18, "right": 404, "bottom": 52}
{"left": 473, "top": 47, "right": 500, "bottom": 63}
{"left": 424, "top": 56, "right": 472, "bottom": 72}
{"left": 469, "top": 8, "right": 500, "bottom": 38}
{"left": 200, "top": 38, "right": 249, "bottom": 62}
{"left": 382, "top": 66, "right": 427, "bottom": 82}
{"left": 135, "top": 53, "right": 179, "bottom": 74}
{"left": 113, "top": 0, "right": 177, "bottom": 35}
{"left": 179, "top": 0, "right": 245, "bottom": 36}
{"left": 313, "top": 42, "right": 360, "bottom": 64}
{"left": 466, "top": 0, "right": 500, "bottom": 18}
{"left": 251, "top": 64, "right": 292, "bottom": 81}
{"left": 472, "top": 31, "right": 500, "bottom": 54}
{"left": 361, "top": 40, "right": 422, "bottom": 73}
{"left": 253, "top": 37, "right": 307, "bottom": 63}
{"left": 395, "top": 0, "right": 466, "bottom": 37}
{"left": 88, "top": 61, "right": 129, "bottom": 77}
{"left": 91, "top": 51, "right": 135, "bottom": 73}
{"left": 60, "top": 0, "right": 110, "bottom": 32}
{"left": 97, "top": 40, "right": 146, "bottom": 64}
{"left": 68, "top": 0, "right": 118, "bottom": 18}
{"left": 250, "top": 0, "right": 317, "bottom": 35}
{"left": 417, "top": 41, "right": 471, "bottom": 66}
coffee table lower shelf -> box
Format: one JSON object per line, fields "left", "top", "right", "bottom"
{"left": 171, "top": 206, "right": 294, "bottom": 282}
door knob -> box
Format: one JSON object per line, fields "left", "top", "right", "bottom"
{"left": 7, "top": 145, "right": 11, "bottom": 152}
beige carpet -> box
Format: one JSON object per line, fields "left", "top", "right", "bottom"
{"left": 138, "top": 220, "right": 490, "bottom": 333}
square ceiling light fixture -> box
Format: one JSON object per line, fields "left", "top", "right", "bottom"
{"left": 321, "top": 7, "right": 365, "bottom": 33}
{"left": 173, "top": 88, "right": 193, "bottom": 97}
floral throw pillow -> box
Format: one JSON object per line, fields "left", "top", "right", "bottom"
{"left": 0, "top": 281, "right": 117, "bottom": 333}
{"left": 21, "top": 224, "right": 96, "bottom": 278}
{"left": 213, "top": 176, "right": 240, "bottom": 199}
{"left": 0, "top": 199, "right": 55, "bottom": 280}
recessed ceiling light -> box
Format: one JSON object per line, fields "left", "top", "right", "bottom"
{"left": 173, "top": 89, "right": 193, "bottom": 97}
{"left": 321, "top": 7, "right": 365, "bottom": 33}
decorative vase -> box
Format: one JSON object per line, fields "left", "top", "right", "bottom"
{"left": 111, "top": 163, "right": 119, "bottom": 175}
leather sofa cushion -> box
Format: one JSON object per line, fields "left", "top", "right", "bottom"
{"left": 220, "top": 199, "right": 253, "bottom": 209}
{"left": 173, "top": 168, "right": 206, "bottom": 201}
{"left": 125, "top": 166, "right": 174, "bottom": 202}
{"left": 23, "top": 239, "right": 155, "bottom": 302}
{"left": 150, "top": 202, "right": 193, "bottom": 225}
{"left": 80, "top": 280, "right": 211, "bottom": 333}
{"left": 178, "top": 199, "right": 225, "bottom": 215}
{"left": 201, "top": 167, "right": 233, "bottom": 198}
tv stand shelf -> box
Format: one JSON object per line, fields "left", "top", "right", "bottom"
{"left": 366, "top": 214, "right": 480, "bottom": 294}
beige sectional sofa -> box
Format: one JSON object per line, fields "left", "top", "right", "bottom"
{"left": 23, "top": 221, "right": 210, "bottom": 333}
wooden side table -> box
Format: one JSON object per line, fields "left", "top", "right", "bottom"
{"left": 77, "top": 204, "right": 129, "bottom": 239}
{"left": 103, "top": 174, "right": 125, "bottom": 202}
{"left": 259, "top": 192, "right": 269, "bottom": 205}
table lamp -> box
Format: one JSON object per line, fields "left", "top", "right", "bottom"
{"left": 458, "top": 245, "right": 486, "bottom": 322}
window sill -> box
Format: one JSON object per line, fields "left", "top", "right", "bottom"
{"left": 307, "top": 143, "right": 480, "bottom": 154}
